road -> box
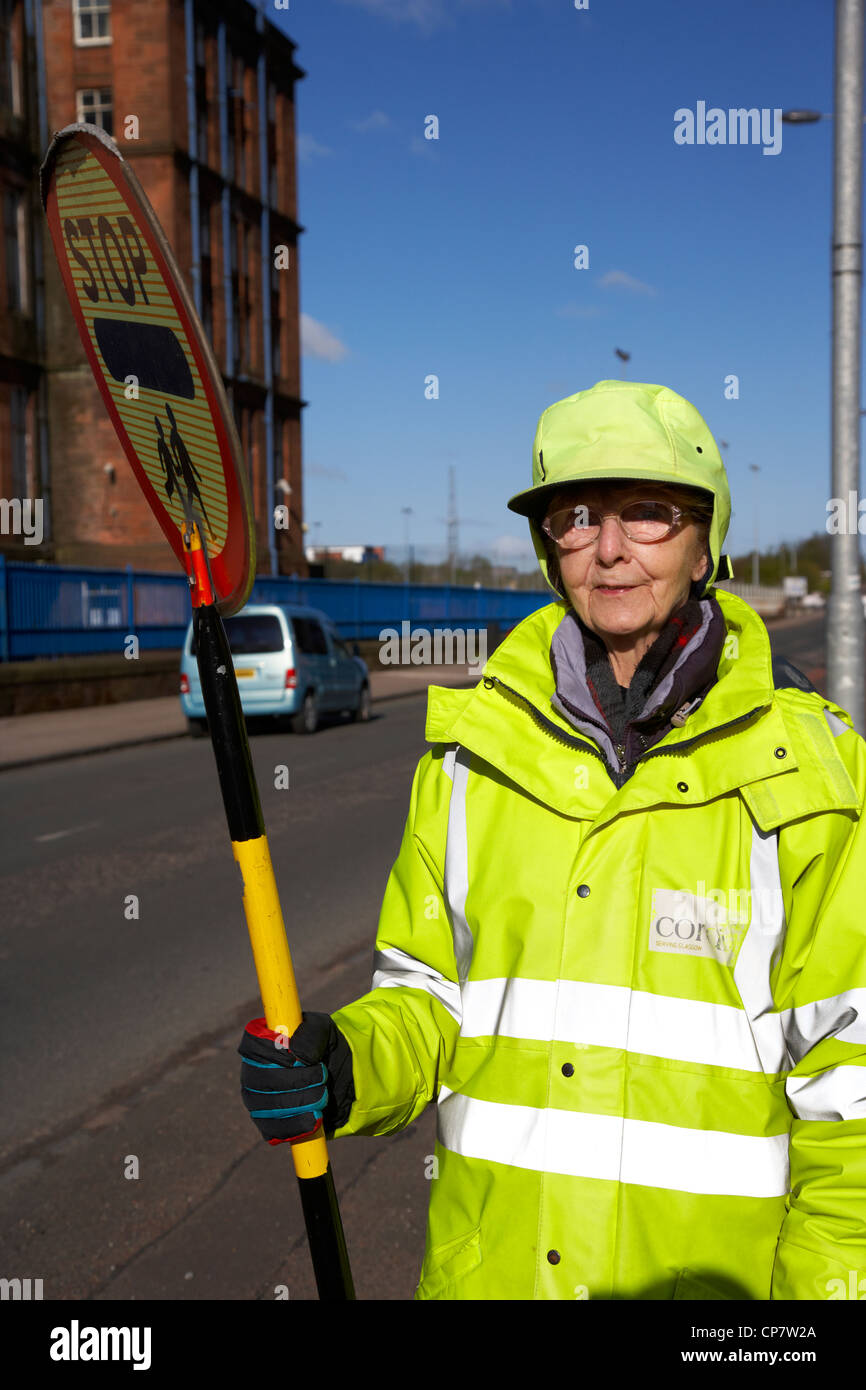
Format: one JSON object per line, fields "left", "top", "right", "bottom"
{"left": 0, "top": 616, "right": 854, "bottom": 1301}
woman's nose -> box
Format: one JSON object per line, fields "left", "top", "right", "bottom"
{"left": 595, "top": 514, "right": 627, "bottom": 561}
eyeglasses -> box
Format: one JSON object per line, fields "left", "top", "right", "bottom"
{"left": 541, "top": 499, "right": 706, "bottom": 551}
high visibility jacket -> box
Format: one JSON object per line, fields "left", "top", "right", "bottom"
{"left": 331, "top": 590, "right": 866, "bottom": 1300}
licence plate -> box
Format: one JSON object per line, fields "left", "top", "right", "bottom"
{"left": 234, "top": 668, "right": 256, "bottom": 679}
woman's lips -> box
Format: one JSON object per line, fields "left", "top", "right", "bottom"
{"left": 596, "top": 584, "right": 634, "bottom": 592}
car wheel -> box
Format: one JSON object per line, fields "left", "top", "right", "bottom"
{"left": 291, "top": 690, "right": 319, "bottom": 734}
{"left": 351, "top": 683, "right": 372, "bottom": 723}
{"left": 187, "top": 718, "right": 208, "bottom": 738}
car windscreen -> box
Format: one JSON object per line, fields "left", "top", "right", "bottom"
{"left": 190, "top": 614, "right": 285, "bottom": 656}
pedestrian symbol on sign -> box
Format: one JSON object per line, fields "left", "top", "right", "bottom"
{"left": 154, "top": 402, "right": 212, "bottom": 536}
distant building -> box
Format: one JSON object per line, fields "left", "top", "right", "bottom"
{"left": 2, "top": 0, "right": 307, "bottom": 574}
{"left": 0, "top": 0, "right": 46, "bottom": 558}
{"left": 305, "top": 545, "right": 385, "bottom": 564}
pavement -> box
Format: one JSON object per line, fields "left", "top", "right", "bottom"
{"left": 0, "top": 613, "right": 839, "bottom": 772}
{"left": 0, "top": 666, "right": 480, "bottom": 771}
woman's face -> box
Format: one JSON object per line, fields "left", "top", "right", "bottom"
{"left": 545, "top": 481, "right": 710, "bottom": 646}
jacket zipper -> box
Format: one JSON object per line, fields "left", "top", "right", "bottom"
{"left": 486, "top": 675, "right": 767, "bottom": 772}
{"left": 486, "top": 676, "right": 609, "bottom": 766}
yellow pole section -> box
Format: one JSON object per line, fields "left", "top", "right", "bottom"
{"left": 233, "top": 835, "right": 330, "bottom": 1179}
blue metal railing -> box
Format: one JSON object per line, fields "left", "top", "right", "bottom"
{"left": 0, "top": 556, "right": 550, "bottom": 660}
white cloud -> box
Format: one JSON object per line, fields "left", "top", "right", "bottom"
{"left": 308, "top": 462, "right": 350, "bottom": 482}
{"left": 301, "top": 314, "right": 349, "bottom": 363}
{"left": 350, "top": 110, "right": 391, "bottom": 133}
{"left": 298, "top": 134, "right": 334, "bottom": 165}
{"left": 491, "top": 533, "right": 536, "bottom": 562}
{"left": 597, "top": 270, "right": 658, "bottom": 296}
{"left": 336, "top": 0, "right": 513, "bottom": 36}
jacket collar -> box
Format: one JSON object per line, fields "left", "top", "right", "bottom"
{"left": 425, "top": 590, "right": 831, "bottom": 825}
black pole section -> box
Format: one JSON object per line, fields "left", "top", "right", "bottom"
{"left": 193, "top": 604, "right": 263, "bottom": 842}
{"left": 194, "top": 602, "right": 356, "bottom": 1300}
{"left": 299, "top": 1168, "right": 356, "bottom": 1300}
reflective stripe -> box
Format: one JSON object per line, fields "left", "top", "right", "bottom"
{"left": 367, "top": 743, "right": 472, "bottom": 1023}
{"left": 436, "top": 1089, "right": 790, "bottom": 1198}
{"left": 459, "top": 977, "right": 770, "bottom": 1073}
{"left": 824, "top": 708, "right": 850, "bottom": 737}
{"left": 372, "top": 945, "right": 462, "bottom": 1025}
{"left": 732, "top": 822, "right": 790, "bottom": 1074}
{"left": 444, "top": 745, "right": 474, "bottom": 983}
{"left": 786, "top": 1066, "right": 866, "bottom": 1122}
{"left": 785, "top": 988, "right": 866, "bottom": 1064}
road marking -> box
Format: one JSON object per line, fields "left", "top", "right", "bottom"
{"left": 35, "top": 821, "right": 102, "bottom": 843}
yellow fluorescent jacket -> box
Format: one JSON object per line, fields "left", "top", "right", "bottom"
{"left": 330, "top": 590, "right": 866, "bottom": 1300}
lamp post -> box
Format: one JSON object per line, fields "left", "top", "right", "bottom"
{"left": 614, "top": 347, "right": 631, "bottom": 380}
{"left": 401, "top": 506, "right": 413, "bottom": 584}
{"left": 782, "top": 0, "right": 865, "bottom": 735}
{"left": 749, "top": 464, "right": 761, "bottom": 586}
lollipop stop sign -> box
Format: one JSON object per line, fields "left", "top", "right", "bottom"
{"left": 40, "top": 121, "right": 253, "bottom": 614}
{"left": 40, "top": 123, "right": 355, "bottom": 1301}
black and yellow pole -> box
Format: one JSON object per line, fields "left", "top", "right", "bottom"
{"left": 186, "top": 524, "right": 355, "bottom": 1301}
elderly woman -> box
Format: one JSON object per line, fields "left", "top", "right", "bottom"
{"left": 239, "top": 380, "right": 866, "bottom": 1302}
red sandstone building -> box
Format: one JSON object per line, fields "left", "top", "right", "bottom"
{"left": 1, "top": 0, "right": 307, "bottom": 574}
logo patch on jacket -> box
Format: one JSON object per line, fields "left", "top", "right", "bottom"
{"left": 648, "top": 888, "right": 748, "bottom": 967}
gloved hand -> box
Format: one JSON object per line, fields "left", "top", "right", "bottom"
{"left": 238, "top": 1011, "right": 355, "bottom": 1146}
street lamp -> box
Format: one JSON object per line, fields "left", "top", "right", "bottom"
{"left": 614, "top": 347, "right": 631, "bottom": 380}
{"left": 749, "top": 464, "right": 761, "bottom": 586}
{"left": 401, "top": 506, "right": 413, "bottom": 584}
{"left": 782, "top": 0, "right": 865, "bottom": 735}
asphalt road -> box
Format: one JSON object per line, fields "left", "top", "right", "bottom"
{"left": 0, "top": 616, "right": 851, "bottom": 1301}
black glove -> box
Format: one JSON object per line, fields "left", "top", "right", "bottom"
{"left": 238, "top": 1011, "right": 355, "bottom": 1145}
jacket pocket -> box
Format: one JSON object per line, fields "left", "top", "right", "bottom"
{"left": 416, "top": 1225, "right": 482, "bottom": 1300}
{"left": 673, "top": 1268, "right": 733, "bottom": 1301}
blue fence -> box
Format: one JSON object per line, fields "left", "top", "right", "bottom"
{"left": 0, "top": 556, "right": 550, "bottom": 660}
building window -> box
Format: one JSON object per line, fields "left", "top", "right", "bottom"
{"left": 238, "top": 220, "right": 251, "bottom": 371}
{"left": 3, "top": 188, "right": 29, "bottom": 313}
{"left": 0, "top": 0, "right": 23, "bottom": 118}
{"left": 199, "top": 204, "right": 213, "bottom": 341}
{"left": 10, "top": 386, "right": 29, "bottom": 497}
{"left": 77, "top": 88, "right": 113, "bottom": 136}
{"left": 195, "top": 21, "right": 209, "bottom": 164}
{"left": 236, "top": 99, "right": 246, "bottom": 187}
{"left": 231, "top": 217, "right": 241, "bottom": 374}
{"left": 73, "top": 0, "right": 112, "bottom": 45}
{"left": 271, "top": 288, "right": 281, "bottom": 379}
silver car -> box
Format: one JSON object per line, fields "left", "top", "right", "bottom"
{"left": 180, "top": 603, "right": 371, "bottom": 735}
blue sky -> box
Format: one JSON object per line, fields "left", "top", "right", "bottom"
{"left": 268, "top": 0, "right": 859, "bottom": 574}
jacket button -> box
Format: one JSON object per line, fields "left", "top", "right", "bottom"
{"left": 483, "top": 677, "right": 494, "bottom": 689}
{"left": 774, "top": 747, "right": 787, "bottom": 759}
{"left": 677, "top": 781, "right": 689, "bottom": 793}
{"left": 547, "top": 1250, "right": 561, "bottom": 1265}
{"left": 561, "top": 1063, "right": 574, "bottom": 1077}
{"left": 577, "top": 884, "right": 591, "bottom": 898}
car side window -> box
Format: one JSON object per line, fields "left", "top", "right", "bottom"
{"left": 307, "top": 620, "right": 329, "bottom": 655}
{"left": 291, "top": 617, "right": 312, "bottom": 653}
